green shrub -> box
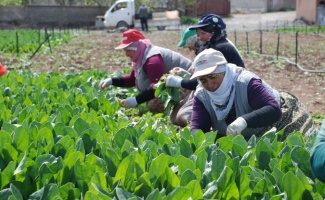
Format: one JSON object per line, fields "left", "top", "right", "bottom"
{"left": 181, "top": 16, "right": 199, "bottom": 25}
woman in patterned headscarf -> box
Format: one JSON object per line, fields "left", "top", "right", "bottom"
{"left": 98, "top": 29, "right": 192, "bottom": 112}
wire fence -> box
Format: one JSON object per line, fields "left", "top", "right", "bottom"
{"left": 223, "top": 19, "right": 325, "bottom": 73}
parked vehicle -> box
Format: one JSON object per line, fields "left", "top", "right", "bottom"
{"left": 102, "top": 0, "right": 181, "bottom": 30}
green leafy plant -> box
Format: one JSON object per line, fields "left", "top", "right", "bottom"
{"left": 0, "top": 70, "right": 324, "bottom": 199}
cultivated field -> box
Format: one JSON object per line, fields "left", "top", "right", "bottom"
{"left": 1, "top": 27, "right": 325, "bottom": 198}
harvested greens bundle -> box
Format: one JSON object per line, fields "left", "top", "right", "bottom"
{"left": 153, "top": 67, "right": 191, "bottom": 115}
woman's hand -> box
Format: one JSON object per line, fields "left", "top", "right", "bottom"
{"left": 119, "top": 97, "right": 138, "bottom": 108}
{"left": 99, "top": 78, "right": 112, "bottom": 90}
{"left": 226, "top": 117, "right": 247, "bottom": 136}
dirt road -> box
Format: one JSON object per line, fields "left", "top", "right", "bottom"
{"left": 223, "top": 11, "right": 297, "bottom": 31}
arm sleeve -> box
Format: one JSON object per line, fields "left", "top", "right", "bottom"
{"left": 111, "top": 69, "right": 136, "bottom": 88}
{"left": 135, "top": 88, "right": 155, "bottom": 104}
{"left": 181, "top": 78, "right": 199, "bottom": 90}
{"left": 135, "top": 54, "right": 166, "bottom": 105}
{"left": 241, "top": 78, "right": 282, "bottom": 128}
{"left": 310, "top": 120, "right": 325, "bottom": 183}
{"left": 143, "top": 54, "right": 166, "bottom": 88}
{"left": 191, "top": 96, "right": 212, "bottom": 133}
{"left": 215, "top": 42, "right": 245, "bottom": 68}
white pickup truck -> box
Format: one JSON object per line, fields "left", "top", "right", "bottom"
{"left": 100, "top": 0, "right": 181, "bottom": 30}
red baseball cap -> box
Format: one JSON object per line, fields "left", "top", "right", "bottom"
{"left": 0, "top": 64, "right": 7, "bottom": 77}
{"left": 115, "top": 29, "right": 145, "bottom": 49}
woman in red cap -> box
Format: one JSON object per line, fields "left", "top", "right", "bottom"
{"left": 99, "top": 29, "right": 192, "bottom": 112}
{"left": 0, "top": 63, "right": 7, "bottom": 77}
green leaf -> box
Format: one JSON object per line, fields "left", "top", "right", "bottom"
{"left": 239, "top": 150, "right": 253, "bottom": 166}
{"left": 86, "top": 153, "right": 106, "bottom": 172}
{"left": 239, "top": 168, "right": 252, "bottom": 198}
{"left": 164, "top": 167, "right": 180, "bottom": 192}
{"left": 286, "top": 132, "right": 305, "bottom": 148}
{"left": 232, "top": 135, "right": 248, "bottom": 151}
{"left": 146, "top": 188, "right": 162, "bottom": 200}
{"left": 217, "top": 136, "right": 233, "bottom": 153}
{"left": 13, "top": 154, "right": 27, "bottom": 175}
{"left": 114, "top": 128, "right": 132, "bottom": 149}
{"left": 29, "top": 184, "right": 61, "bottom": 199}
{"left": 180, "top": 169, "right": 197, "bottom": 186}
{"left": 0, "top": 188, "right": 11, "bottom": 199}
{"left": 87, "top": 98, "right": 99, "bottom": 111}
{"left": 295, "top": 168, "right": 313, "bottom": 192}
{"left": 225, "top": 157, "right": 240, "bottom": 180}
{"left": 12, "top": 126, "right": 28, "bottom": 153}
{"left": 283, "top": 171, "right": 304, "bottom": 199}
{"left": 222, "top": 181, "right": 239, "bottom": 200}
{"left": 90, "top": 171, "right": 110, "bottom": 196}
{"left": 252, "top": 179, "right": 268, "bottom": 198}
{"left": 81, "top": 131, "right": 97, "bottom": 154}
{"left": 116, "top": 187, "right": 136, "bottom": 199}
{"left": 0, "top": 123, "right": 17, "bottom": 136}
{"left": 36, "top": 154, "right": 64, "bottom": 173}
{"left": 59, "top": 182, "right": 81, "bottom": 199}
{"left": 167, "top": 186, "right": 191, "bottom": 200}
{"left": 113, "top": 154, "right": 135, "bottom": 188}
{"left": 179, "top": 138, "right": 193, "bottom": 158}
{"left": 149, "top": 154, "right": 170, "bottom": 182}
{"left": 185, "top": 180, "right": 203, "bottom": 199}
{"left": 290, "top": 146, "right": 313, "bottom": 178}
{"left": 272, "top": 167, "right": 285, "bottom": 191}
{"left": 231, "top": 143, "right": 246, "bottom": 158}
{"left": 204, "top": 131, "right": 217, "bottom": 145}
{"left": 211, "top": 149, "right": 227, "bottom": 180}
{"left": 103, "top": 148, "right": 121, "bottom": 177}
{"left": 64, "top": 151, "right": 85, "bottom": 169}
{"left": 216, "top": 166, "right": 234, "bottom": 194}
{"left": 279, "top": 152, "right": 295, "bottom": 173}
{"left": 133, "top": 152, "right": 146, "bottom": 179}
{"left": 256, "top": 139, "right": 271, "bottom": 171}
{"left": 2, "top": 143, "right": 18, "bottom": 164}
{"left": 193, "top": 130, "right": 206, "bottom": 148}
{"left": 75, "top": 139, "right": 85, "bottom": 154}
{"left": 0, "top": 131, "right": 12, "bottom": 151}
{"left": 203, "top": 181, "right": 218, "bottom": 199}
{"left": 10, "top": 184, "right": 23, "bottom": 200}
{"left": 195, "top": 147, "right": 208, "bottom": 174}
{"left": 1, "top": 161, "right": 15, "bottom": 189}
{"left": 84, "top": 191, "right": 112, "bottom": 200}
{"left": 39, "top": 163, "right": 53, "bottom": 186}
{"left": 74, "top": 159, "right": 96, "bottom": 194}
{"left": 55, "top": 107, "right": 72, "bottom": 125}
{"left": 39, "top": 127, "right": 54, "bottom": 153}
{"left": 74, "top": 118, "right": 90, "bottom": 134}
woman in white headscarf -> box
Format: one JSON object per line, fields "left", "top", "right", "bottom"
{"left": 190, "top": 48, "right": 314, "bottom": 139}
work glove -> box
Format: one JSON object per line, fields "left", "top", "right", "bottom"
{"left": 119, "top": 97, "right": 138, "bottom": 108}
{"left": 170, "top": 67, "right": 191, "bottom": 77}
{"left": 165, "top": 75, "right": 183, "bottom": 88}
{"left": 99, "top": 78, "right": 112, "bottom": 90}
{"left": 226, "top": 117, "right": 247, "bottom": 136}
